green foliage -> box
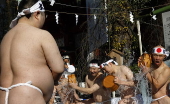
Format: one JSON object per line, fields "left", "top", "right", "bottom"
{"left": 99, "top": 0, "right": 151, "bottom": 64}
{"left": 129, "top": 63, "right": 140, "bottom": 73}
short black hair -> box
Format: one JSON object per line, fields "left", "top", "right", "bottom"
{"left": 18, "top": 0, "right": 40, "bottom": 18}
{"left": 89, "top": 59, "right": 100, "bottom": 66}
{"left": 18, "top": 0, "right": 39, "bottom": 12}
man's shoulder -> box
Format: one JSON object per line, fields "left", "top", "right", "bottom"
{"left": 96, "top": 73, "right": 105, "bottom": 81}
{"left": 33, "top": 29, "right": 53, "bottom": 40}
{"left": 120, "top": 65, "right": 131, "bottom": 71}
{"left": 162, "top": 63, "right": 170, "bottom": 70}
{"left": 35, "top": 28, "right": 51, "bottom": 36}
{"left": 17, "top": 24, "right": 52, "bottom": 38}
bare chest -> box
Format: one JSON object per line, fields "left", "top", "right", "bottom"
{"left": 114, "top": 72, "right": 127, "bottom": 81}
{"left": 151, "top": 69, "right": 163, "bottom": 80}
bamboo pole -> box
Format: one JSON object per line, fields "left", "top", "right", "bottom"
{"left": 152, "top": 5, "right": 170, "bottom": 15}
{"left": 136, "top": 5, "right": 170, "bottom": 19}
{"left": 137, "top": 20, "right": 143, "bottom": 55}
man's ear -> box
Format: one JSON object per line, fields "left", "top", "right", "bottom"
{"left": 108, "top": 62, "right": 112, "bottom": 65}
{"left": 163, "top": 55, "right": 167, "bottom": 60}
{"left": 33, "top": 11, "right": 40, "bottom": 20}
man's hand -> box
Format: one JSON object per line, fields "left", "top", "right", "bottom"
{"left": 114, "top": 76, "right": 122, "bottom": 85}
{"left": 138, "top": 56, "right": 150, "bottom": 74}
{"left": 58, "top": 78, "right": 68, "bottom": 86}
{"left": 69, "top": 82, "right": 78, "bottom": 89}
{"left": 64, "top": 64, "right": 68, "bottom": 69}
{"left": 140, "top": 62, "right": 150, "bottom": 74}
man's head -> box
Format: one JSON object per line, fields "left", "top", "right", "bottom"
{"left": 63, "top": 55, "right": 70, "bottom": 63}
{"left": 100, "top": 56, "right": 118, "bottom": 74}
{"left": 88, "top": 59, "right": 101, "bottom": 77}
{"left": 10, "top": 0, "right": 46, "bottom": 28}
{"left": 18, "top": 0, "right": 41, "bottom": 12}
{"left": 152, "top": 45, "right": 167, "bottom": 67}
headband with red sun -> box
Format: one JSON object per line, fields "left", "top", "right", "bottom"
{"left": 152, "top": 47, "right": 169, "bottom": 57}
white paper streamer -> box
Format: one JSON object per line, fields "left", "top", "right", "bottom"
{"left": 129, "top": 11, "right": 134, "bottom": 23}
{"left": 94, "top": 14, "right": 96, "bottom": 23}
{"left": 49, "top": 0, "right": 55, "bottom": 6}
{"left": 104, "top": 0, "right": 107, "bottom": 9}
{"left": 55, "top": 11, "right": 59, "bottom": 24}
{"left": 75, "top": 14, "right": 78, "bottom": 25}
{"left": 151, "top": 7, "right": 157, "bottom": 20}
{"left": 152, "top": 15, "right": 157, "bottom": 20}
{"left": 18, "top": 0, "right": 21, "bottom": 6}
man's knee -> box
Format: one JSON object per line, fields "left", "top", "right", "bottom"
{"left": 118, "top": 100, "right": 125, "bottom": 104}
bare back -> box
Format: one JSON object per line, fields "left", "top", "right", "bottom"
{"left": 0, "top": 23, "right": 63, "bottom": 104}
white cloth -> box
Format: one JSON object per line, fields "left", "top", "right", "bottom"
{"left": 0, "top": 81, "right": 42, "bottom": 104}
{"left": 111, "top": 97, "right": 121, "bottom": 104}
{"left": 89, "top": 63, "right": 100, "bottom": 68}
{"left": 63, "top": 55, "right": 69, "bottom": 59}
{"left": 101, "top": 59, "right": 118, "bottom": 68}
{"left": 152, "top": 95, "right": 167, "bottom": 102}
{"left": 152, "top": 47, "right": 169, "bottom": 57}
{"left": 10, "top": 0, "right": 45, "bottom": 28}
{"left": 67, "top": 65, "right": 75, "bottom": 73}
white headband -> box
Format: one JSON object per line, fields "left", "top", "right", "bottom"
{"left": 89, "top": 63, "right": 100, "bottom": 68}
{"left": 152, "top": 47, "right": 169, "bottom": 57}
{"left": 10, "top": 0, "right": 45, "bottom": 28}
{"left": 100, "top": 59, "right": 118, "bottom": 68}
{"left": 63, "top": 55, "right": 69, "bottom": 59}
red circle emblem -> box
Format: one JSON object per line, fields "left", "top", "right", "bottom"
{"left": 156, "top": 48, "right": 162, "bottom": 53}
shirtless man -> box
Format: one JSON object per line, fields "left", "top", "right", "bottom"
{"left": 50, "top": 55, "right": 77, "bottom": 104}
{"left": 49, "top": 55, "right": 70, "bottom": 104}
{"left": 69, "top": 59, "right": 111, "bottom": 104}
{"left": 138, "top": 45, "right": 170, "bottom": 104}
{"left": 0, "top": 0, "right": 64, "bottom": 104}
{"left": 100, "top": 57, "right": 143, "bottom": 104}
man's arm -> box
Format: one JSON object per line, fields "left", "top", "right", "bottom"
{"left": 41, "top": 31, "right": 64, "bottom": 80}
{"left": 69, "top": 75, "right": 101, "bottom": 94}
{"left": 69, "top": 83, "right": 100, "bottom": 94}
{"left": 52, "top": 72, "right": 63, "bottom": 85}
{"left": 146, "top": 67, "right": 170, "bottom": 90}
{"left": 117, "top": 79, "right": 134, "bottom": 86}
{"left": 115, "top": 66, "right": 134, "bottom": 86}
{"left": 0, "top": 45, "right": 1, "bottom": 85}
